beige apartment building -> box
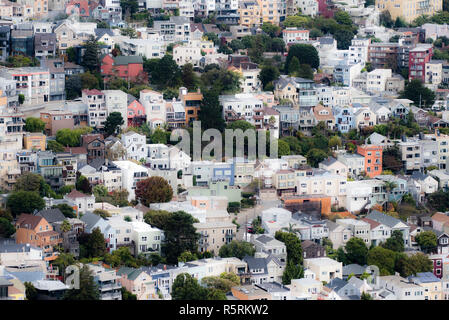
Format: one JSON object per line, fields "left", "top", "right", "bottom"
{"left": 376, "top": 0, "right": 442, "bottom": 23}
{"left": 194, "top": 221, "right": 237, "bottom": 255}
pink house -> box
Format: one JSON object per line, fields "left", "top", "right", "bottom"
{"left": 127, "top": 94, "right": 146, "bottom": 127}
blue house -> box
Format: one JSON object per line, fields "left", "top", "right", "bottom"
{"left": 333, "top": 106, "right": 355, "bottom": 133}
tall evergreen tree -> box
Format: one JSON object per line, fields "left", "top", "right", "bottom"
{"left": 82, "top": 36, "right": 100, "bottom": 73}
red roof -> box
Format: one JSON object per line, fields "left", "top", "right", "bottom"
{"left": 64, "top": 146, "right": 87, "bottom": 154}
{"left": 361, "top": 217, "right": 381, "bottom": 229}
{"left": 66, "top": 189, "right": 91, "bottom": 199}
{"left": 16, "top": 214, "right": 45, "bottom": 230}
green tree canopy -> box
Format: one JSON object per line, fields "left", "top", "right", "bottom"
{"left": 367, "top": 246, "right": 396, "bottom": 275}
{"left": 345, "top": 237, "right": 369, "bottom": 265}
{"left": 415, "top": 231, "right": 437, "bottom": 253}
{"left": 63, "top": 265, "right": 100, "bottom": 300}
{"left": 399, "top": 79, "right": 436, "bottom": 108}
{"left": 7, "top": 191, "right": 45, "bottom": 217}
{"left": 219, "top": 240, "right": 256, "bottom": 260}
{"left": 286, "top": 44, "right": 320, "bottom": 70}
{"left": 104, "top": 112, "right": 124, "bottom": 136}
{"left": 24, "top": 117, "right": 45, "bottom": 133}
{"left": 382, "top": 230, "right": 404, "bottom": 252}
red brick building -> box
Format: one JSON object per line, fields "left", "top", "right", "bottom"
{"left": 357, "top": 145, "right": 383, "bottom": 178}
{"left": 409, "top": 44, "right": 433, "bottom": 82}
{"left": 100, "top": 54, "right": 144, "bottom": 82}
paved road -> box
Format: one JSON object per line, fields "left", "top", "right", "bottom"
{"left": 234, "top": 198, "right": 281, "bottom": 241}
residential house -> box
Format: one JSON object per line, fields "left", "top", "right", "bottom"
{"left": 365, "top": 210, "right": 411, "bottom": 247}
{"left": 81, "top": 212, "right": 117, "bottom": 252}
{"left": 15, "top": 214, "right": 62, "bottom": 261}
{"left": 63, "top": 189, "right": 95, "bottom": 216}
{"left": 303, "top": 257, "right": 343, "bottom": 282}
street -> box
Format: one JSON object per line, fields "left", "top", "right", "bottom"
{"left": 234, "top": 199, "right": 281, "bottom": 241}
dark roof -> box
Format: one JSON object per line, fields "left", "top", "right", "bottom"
{"left": 365, "top": 210, "right": 404, "bottom": 228}
{"left": 113, "top": 56, "right": 143, "bottom": 65}
{"left": 127, "top": 93, "right": 138, "bottom": 105}
{"left": 95, "top": 28, "right": 114, "bottom": 39}
{"left": 35, "top": 208, "right": 65, "bottom": 224}
{"left": 411, "top": 171, "right": 430, "bottom": 181}
{"left": 343, "top": 264, "right": 367, "bottom": 276}
{"left": 320, "top": 156, "right": 338, "bottom": 167}
{"left": 319, "top": 36, "right": 334, "bottom": 45}
{"left": 255, "top": 234, "right": 276, "bottom": 244}
{"left": 325, "top": 278, "right": 348, "bottom": 291}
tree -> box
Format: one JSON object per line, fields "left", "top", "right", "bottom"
{"left": 309, "top": 28, "right": 323, "bottom": 39}
{"left": 229, "top": 39, "right": 245, "bottom": 52}
{"left": 219, "top": 240, "right": 256, "bottom": 259}
{"left": 286, "top": 44, "right": 320, "bottom": 70}
{"left": 361, "top": 292, "right": 373, "bottom": 300}
{"left": 63, "top": 265, "right": 100, "bottom": 300}
{"left": 306, "top": 148, "right": 328, "bottom": 167}
{"left": 278, "top": 139, "right": 291, "bottom": 157}
{"left": 201, "top": 273, "right": 239, "bottom": 293}
{"left": 81, "top": 36, "right": 100, "bottom": 72}
{"left": 66, "top": 47, "right": 76, "bottom": 62}
{"left": 145, "top": 55, "right": 181, "bottom": 88}
{"left": 150, "top": 128, "right": 169, "bottom": 144}
{"left": 367, "top": 246, "right": 396, "bottom": 275}
{"left": 345, "top": 237, "right": 368, "bottom": 265}
{"left": 271, "top": 38, "right": 286, "bottom": 53}
{"left": 261, "top": 22, "right": 281, "bottom": 37}
{"left": 283, "top": 15, "right": 311, "bottom": 28}
{"left": 76, "top": 175, "right": 92, "bottom": 194}
{"left": 80, "top": 71, "right": 100, "bottom": 90}
{"left": 198, "top": 89, "right": 225, "bottom": 131}
{"left": 14, "top": 172, "right": 45, "bottom": 194}
{"left": 25, "top": 282, "right": 38, "bottom": 300}
{"left": 280, "top": 136, "right": 302, "bottom": 154}
{"left": 7, "top": 191, "right": 45, "bottom": 217}
{"left": 104, "top": 112, "right": 124, "bottom": 136}
{"left": 24, "top": 117, "right": 45, "bottom": 133}
{"left": 172, "top": 273, "right": 208, "bottom": 300}
{"left": 329, "top": 136, "right": 342, "bottom": 149}
{"left": 415, "top": 231, "right": 437, "bottom": 253}
{"left": 163, "top": 211, "right": 200, "bottom": 264}
{"left": 297, "top": 64, "right": 314, "bottom": 80}
{"left": 60, "top": 219, "right": 71, "bottom": 233}
{"left": 275, "top": 231, "right": 303, "bottom": 284}
{"left": 52, "top": 204, "right": 76, "bottom": 218}
{"left": 135, "top": 177, "right": 173, "bottom": 206}
{"left": 382, "top": 230, "right": 404, "bottom": 252}
{"left": 334, "top": 29, "right": 354, "bottom": 50}
{"left": 18, "top": 94, "right": 25, "bottom": 105}
{"left": 47, "top": 140, "right": 65, "bottom": 152}
{"left": 93, "top": 209, "right": 111, "bottom": 219}
{"left": 288, "top": 56, "right": 301, "bottom": 76}
{"left": 120, "top": 0, "right": 138, "bottom": 16}
{"left": 181, "top": 63, "right": 199, "bottom": 91}
{"left": 395, "top": 252, "right": 433, "bottom": 277}
{"left": 178, "top": 251, "right": 197, "bottom": 263}
{"left": 380, "top": 10, "right": 393, "bottom": 28}
{"left": 121, "top": 287, "right": 137, "bottom": 300}
{"left": 334, "top": 10, "right": 353, "bottom": 25}
{"left": 65, "top": 75, "right": 82, "bottom": 99}
{"left": 399, "top": 79, "right": 435, "bottom": 108}
{"left": 282, "top": 261, "right": 304, "bottom": 285}
{"left": 259, "top": 65, "right": 280, "bottom": 90}
{"left": 0, "top": 218, "right": 15, "bottom": 238}
{"left": 86, "top": 227, "right": 107, "bottom": 258}
{"left": 56, "top": 127, "right": 93, "bottom": 147}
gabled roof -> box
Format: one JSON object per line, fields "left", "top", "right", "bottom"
{"left": 365, "top": 210, "right": 407, "bottom": 229}
{"left": 80, "top": 211, "right": 103, "bottom": 230}
{"left": 95, "top": 28, "right": 114, "bottom": 39}
{"left": 66, "top": 189, "right": 91, "bottom": 199}
{"left": 343, "top": 264, "right": 367, "bottom": 276}
{"left": 325, "top": 278, "right": 349, "bottom": 292}
{"left": 35, "top": 208, "right": 65, "bottom": 224}
{"left": 16, "top": 214, "right": 45, "bottom": 230}
{"left": 367, "top": 132, "right": 388, "bottom": 145}
{"left": 361, "top": 217, "right": 381, "bottom": 229}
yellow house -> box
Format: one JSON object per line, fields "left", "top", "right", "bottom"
{"left": 376, "top": 0, "right": 442, "bottom": 23}
{"left": 410, "top": 272, "right": 443, "bottom": 300}
{"left": 23, "top": 132, "right": 46, "bottom": 151}
{"left": 239, "top": 0, "right": 262, "bottom": 27}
